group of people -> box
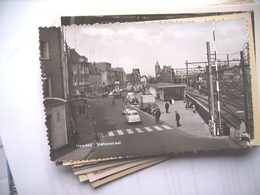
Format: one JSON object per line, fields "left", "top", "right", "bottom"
{"left": 154, "top": 101, "right": 181, "bottom": 127}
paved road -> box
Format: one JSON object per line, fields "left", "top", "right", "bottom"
{"left": 88, "top": 96, "right": 157, "bottom": 134}
{"left": 55, "top": 94, "right": 249, "bottom": 161}
{"left": 56, "top": 121, "right": 246, "bottom": 161}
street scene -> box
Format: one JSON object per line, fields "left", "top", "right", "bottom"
{"left": 39, "top": 13, "right": 255, "bottom": 161}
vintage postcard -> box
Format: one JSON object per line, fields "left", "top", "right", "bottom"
{"left": 90, "top": 158, "right": 167, "bottom": 188}
{"left": 74, "top": 157, "right": 167, "bottom": 182}
{"left": 39, "top": 12, "right": 258, "bottom": 162}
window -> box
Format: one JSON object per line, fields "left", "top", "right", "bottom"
{"left": 72, "top": 67, "right": 77, "bottom": 74}
{"left": 43, "top": 77, "right": 52, "bottom": 97}
{"left": 40, "top": 41, "right": 49, "bottom": 59}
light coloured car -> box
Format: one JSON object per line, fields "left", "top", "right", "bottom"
{"left": 125, "top": 109, "right": 141, "bottom": 124}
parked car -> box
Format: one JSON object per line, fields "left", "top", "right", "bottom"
{"left": 131, "top": 97, "right": 139, "bottom": 105}
{"left": 102, "top": 92, "right": 108, "bottom": 97}
{"left": 125, "top": 109, "right": 141, "bottom": 124}
{"left": 122, "top": 105, "right": 132, "bottom": 115}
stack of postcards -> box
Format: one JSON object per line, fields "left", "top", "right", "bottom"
{"left": 40, "top": 12, "right": 258, "bottom": 188}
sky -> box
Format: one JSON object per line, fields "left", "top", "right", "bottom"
{"left": 64, "top": 18, "right": 248, "bottom": 76}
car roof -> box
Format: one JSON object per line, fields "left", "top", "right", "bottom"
{"left": 127, "top": 109, "right": 138, "bottom": 113}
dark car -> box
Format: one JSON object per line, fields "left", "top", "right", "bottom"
{"left": 131, "top": 97, "right": 139, "bottom": 105}
{"left": 102, "top": 92, "right": 108, "bottom": 97}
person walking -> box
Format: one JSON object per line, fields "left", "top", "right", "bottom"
{"left": 175, "top": 111, "right": 181, "bottom": 127}
{"left": 112, "top": 99, "right": 116, "bottom": 107}
{"left": 155, "top": 108, "right": 161, "bottom": 124}
{"left": 192, "top": 104, "right": 196, "bottom": 113}
{"left": 165, "top": 102, "right": 169, "bottom": 113}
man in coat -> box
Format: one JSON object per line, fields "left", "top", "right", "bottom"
{"left": 175, "top": 111, "right": 181, "bottom": 127}
{"left": 155, "top": 108, "right": 161, "bottom": 124}
{"left": 165, "top": 102, "right": 170, "bottom": 113}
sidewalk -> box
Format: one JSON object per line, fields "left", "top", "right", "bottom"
{"left": 156, "top": 99, "right": 212, "bottom": 137}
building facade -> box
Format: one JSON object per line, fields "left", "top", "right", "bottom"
{"left": 159, "top": 66, "right": 175, "bottom": 83}
{"left": 68, "top": 49, "right": 90, "bottom": 95}
{"left": 149, "top": 83, "right": 187, "bottom": 101}
{"left": 155, "top": 60, "right": 161, "bottom": 80}
{"left": 94, "top": 62, "right": 114, "bottom": 86}
{"left": 89, "top": 63, "right": 103, "bottom": 95}
{"left": 113, "top": 67, "right": 126, "bottom": 87}
{"left": 40, "top": 27, "right": 70, "bottom": 151}
{"left": 132, "top": 68, "right": 141, "bottom": 84}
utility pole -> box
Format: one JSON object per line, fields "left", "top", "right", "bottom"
{"left": 206, "top": 42, "right": 216, "bottom": 136}
{"left": 212, "top": 22, "right": 222, "bottom": 135}
{"left": 186, "top": 60, "right": 188, "bottom": 85}
{"left": 227, "top": 54, "right": 229, "bottom": 67}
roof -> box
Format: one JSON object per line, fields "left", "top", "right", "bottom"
{"left": 160, "top": 66, "right": 174, "bottom": 73}
{"left": 89, "top": 64, "right": 102, "bottom": 75}
{"left": 155, "top": 60, "right": 160, "bottom": 67}
{"left": 127, "top": 109, "right": 138, "bottom": 114}
{"left": 150, "top": 83, "right": 187, "bottom": 89}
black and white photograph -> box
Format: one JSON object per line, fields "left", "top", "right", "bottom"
{"left": 39, "top": 12, "right": 256, "bottom": 162}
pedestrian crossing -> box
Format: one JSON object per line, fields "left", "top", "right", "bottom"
{"left": 105, "top": 124, "right": 173, "bottom": 137}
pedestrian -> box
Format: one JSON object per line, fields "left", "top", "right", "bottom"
{"left": 122, "top": 95, "right": 125, "bottom": 102}
{"left": 192, "top": 104, "right": 196, "bottom": 113}
{"left": 165, "top": 102, "right": 169, "bottom": 113}
{"left": 73, "top": 130, "right": 79, "bottom": 145}
{"left": 175, "top": 111, "right": 181, "bottom": 127}
{"left": 185, "top": 102, "right": 189, "bottom": 110}
{"left": 112, "top": 99, "right": 116, "bottom": 107}
{"left": 155, "top": 108, "right": 161, "bottom": 124}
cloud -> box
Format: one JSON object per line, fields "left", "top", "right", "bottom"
{"left": 65, "top": 18, "right": 248, "bottom": 76}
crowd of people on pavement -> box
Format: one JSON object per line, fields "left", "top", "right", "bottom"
{"left": 153, "top": 98, "right": 198, "bottom": 127}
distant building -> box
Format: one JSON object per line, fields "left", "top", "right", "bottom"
{"left": 132, "top": 68, "right": 141, "bottom": 84}
{"left": 155, "top": 61, "right": 175, "bottom": 83}
{"left": 126, "top": 73, "right": 133, "bottom": 84}
{"left": 95, "top": 62, "right": 111, "bottom": 72}
{"left": 94, "top": 62, "right": 114, "bottom": 86}
{"left": 149, "top": 83, "right": 187, "bottom": 101}
{"left": 40, "top": 27, "right": 70, "bottom": 151}
{"left": 89, "top": 63, "right": 103, "bottom": 94}
{"left": 155, "top": 60, "right": 161, "bottom": 80}
{"left": 113, "top": 67, "right": 126, "bottom": 87}
{"left": 68, "top": 49, "right": 90, "bottom": 95}
{"left": 159, "top": 66, "right": 175, "bottom": 83}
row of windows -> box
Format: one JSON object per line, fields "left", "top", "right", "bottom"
{"left": 72, "top": 66, "right": 89, "bottom": 74}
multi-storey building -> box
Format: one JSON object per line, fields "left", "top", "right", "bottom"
{"left": 40, "top": 27, "right": 70, "bottom": 151}
{"left": 132, "top": 68, "right": 141, "bottom": 84}
{"left": 94, "top": 62, "right": 114, "bottom": 86}
{"left": 126, "top": 73, "right": 133, "bottom": 84}
{"left": 159, "top": 66, "right": 175, "bottom": 83}
{"left": 89, "top": 63, "right": 103, "bottom": 95}
{"left": 68, "top": 49, "right": 90, "bottom": 95}
{"left": 112, "top": 67, "right": 126, "bottom": 87}
{"left": 155, "top": 61, "right": 175, "bottom": 83}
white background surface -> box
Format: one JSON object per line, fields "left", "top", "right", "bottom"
{"left": 0, "top": 1, "right": 260, "bottom": 195}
